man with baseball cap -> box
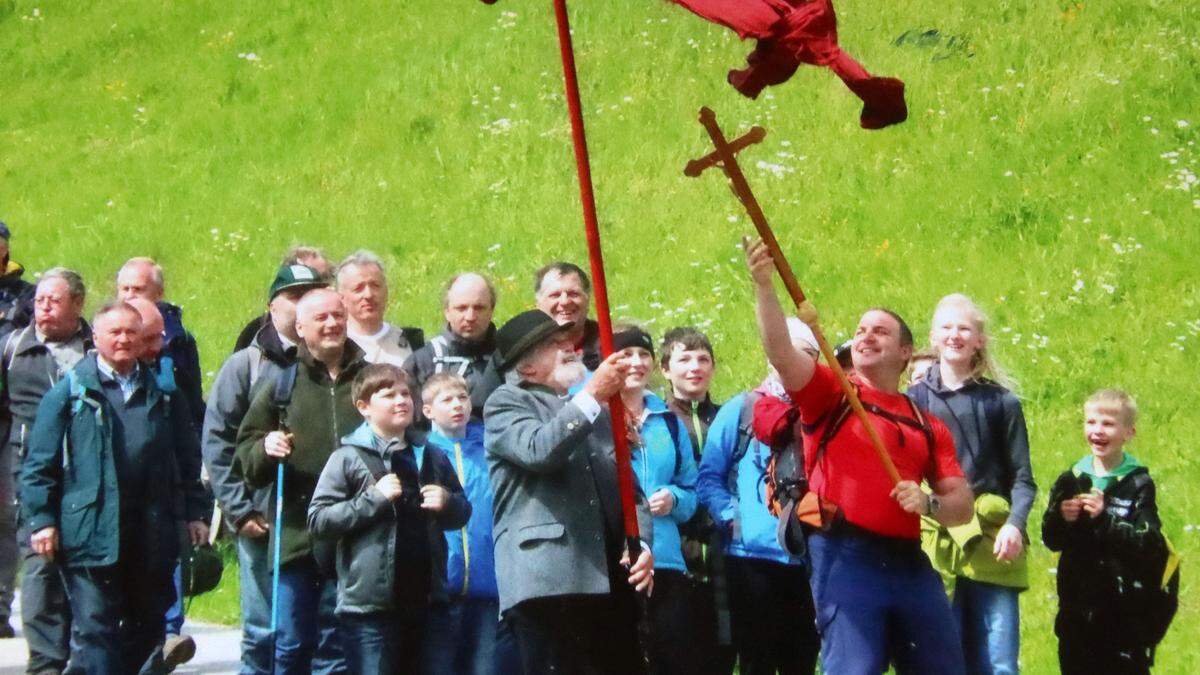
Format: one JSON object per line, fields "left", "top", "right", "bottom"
{"left": 484, "top": 309, "right": 655, "bottom": 674}
{"left": 201, "top": 264, "right": 326, "bottom": 674}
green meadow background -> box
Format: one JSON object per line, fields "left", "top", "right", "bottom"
{"left": 2, "top": 0, "right": 1196, "bottom": 670}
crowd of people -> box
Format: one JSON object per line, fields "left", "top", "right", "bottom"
{"left": 0, "top": 221, "right": 1177, "bottom": 674}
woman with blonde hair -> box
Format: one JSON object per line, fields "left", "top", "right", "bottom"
{"left": 908, "top": 293, "right": 1036, "bottom": 675}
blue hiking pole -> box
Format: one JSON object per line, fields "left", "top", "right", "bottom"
{"left": 270, "top": 461, "right": 284, "bottom": 674}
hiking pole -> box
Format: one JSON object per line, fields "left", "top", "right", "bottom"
{"left": 685, "top": 106, "right": 902, "bottom": 486}
{"left": 549, "top": 0, "right": 653, "bottom": 665}
{"left": 269, "top": 411, "right": 290, "bottom": 671}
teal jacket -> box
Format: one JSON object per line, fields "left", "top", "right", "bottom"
{"left": 631, "top": 393, "right": 698, "bottom": 573}
{"left": 20, "top": 354, "right": 207, "bottom": 569}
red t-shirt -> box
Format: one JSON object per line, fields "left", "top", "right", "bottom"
{"left": 771, "top": 364, "right": 963, "bottom": 540}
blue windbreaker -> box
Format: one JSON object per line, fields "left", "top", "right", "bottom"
{"left": 631, "top": 393, "right": 699, "bottom": 573}
{"left": 696, "top": 393, "right": 802, "bottom": 566}
{"left": 428, "top": 421, "right": 499, "bottom": 599}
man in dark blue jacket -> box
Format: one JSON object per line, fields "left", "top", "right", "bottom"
{"left": 20, "top": 301, "right": 208, "bottom": 674}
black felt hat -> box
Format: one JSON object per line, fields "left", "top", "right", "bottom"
{"left": 496, "top": 310, "right": 573, "bottom": 372}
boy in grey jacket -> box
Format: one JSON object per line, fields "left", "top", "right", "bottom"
{"left": 308, "top": 363, "right": 469, "bottom": 675}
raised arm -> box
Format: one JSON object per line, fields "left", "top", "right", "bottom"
{"left": 745, "top": 238, "right": 815, "bottom": 393}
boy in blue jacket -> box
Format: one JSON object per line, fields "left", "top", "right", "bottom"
{"left": 421, "top": 373, "right": 520, "bottom": 674}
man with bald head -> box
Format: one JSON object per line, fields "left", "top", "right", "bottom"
{"left": 404, "top": 272, "right": 499, "bottom": 421}
{"left": 21, "top": 301, "right": 207, "bottom": 673}
{"left": 0, "top": 268, "right": 91, "bottom": 665}
{"left": 237, "top": 287, "right": 366, "bottom": 674}
{"left": 117, "top": 257, "right": 205, "bottom": 436}
{"left": 205, "top": 264, "right": 327, "bottom": 674}
{"left": 128, "top": 296, "right": 209, "bottom": 666}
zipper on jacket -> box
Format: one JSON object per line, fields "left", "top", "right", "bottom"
{"left": 452, "top": 441, "right": 470, "bottom": 596}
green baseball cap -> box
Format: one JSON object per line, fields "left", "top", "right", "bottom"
{"left": 268, "top": 264, "right": 326, "bottom": 301}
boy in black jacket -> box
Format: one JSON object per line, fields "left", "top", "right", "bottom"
{"left": 308, "top": 364, "right": 469, "bottom": 674}
{"left": 1043, "top": 389, "right": 1167, "bottom": 675}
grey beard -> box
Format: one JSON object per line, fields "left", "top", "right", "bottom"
{"left": 553, "top": 361, "right": 588, "bottom": 390}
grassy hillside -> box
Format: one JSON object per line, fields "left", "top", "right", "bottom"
{"left": 2, "top": 0, "right": 1197, "bottom": 670}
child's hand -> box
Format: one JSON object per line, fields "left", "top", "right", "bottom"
{"left": 993, "top": 524, "right": 1024, "bottom": 562}
{"left": 648, "top": 488, "right": 676, "bottom": 517}
{"left": 374, "top": 474, "right": 403, "bottom": 502}
{"left": 1080, "top": 490, "right": 1105, "bottom": 518}
{"left": 420, "top": 485, "right": 450, "bottom": 512}
{"left": 1060, "top": 497, "right": 1082, "bottom": 522}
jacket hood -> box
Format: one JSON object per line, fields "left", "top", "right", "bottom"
{"left": 0, "top": 261, "right": 24, "bottom": 282}
{"left": 919, "top": 366, "right": 998, "bottom": 395}
{"left": 156, "top": 301, "right": 188, "bottom": 344}
{"left": 12, "top": 321, "right": 92, "bottom": 357}
{"left": 642, "top": 391, "right": 670, "bottom": 415}
{"left": 439, "top": 323, "right": 497, "bottom": 357}
{"left": 340, "top": 422, "right": 381, "bottom": 452}
{"left": 251, "top": 321, "right": 294, "bottom": 364}
{"left": 1072, "top": 452, "right": 1143, "bottom": 483}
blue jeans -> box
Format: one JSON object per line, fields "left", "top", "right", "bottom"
{"left": 952, "top": 577, "right": 1020, "bottom": 675}
{"left": 274, "top": 558, "right": 346, "bottom": 675}
{"left": 165, "top": 562, "right": 184, "bottom": 636}
{"left": 237, "top": 534, "right": 273, "bottom": 675}
{"left": 808, "top": 530, "right": 966, "bottom": 675}
{"left": 341, "top": 611, "right": 425, "bottom": 674}
{"left": 423, "top": 597, "right": 520, "bottom": 675}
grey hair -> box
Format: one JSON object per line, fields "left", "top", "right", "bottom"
{"left": 118, "top": 257, "right": 164, "bottom": 290}
{"left": 335, "top": 250, "right": 386, "bottom": 289}
{"left": 39, "top": 267, "right": 86, "bottom": 302}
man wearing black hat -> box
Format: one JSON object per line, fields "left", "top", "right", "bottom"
{"left": 484, "top": 309, "right": 656, "bottom": 674}
{"left": 201, "top": 264, "right": 326, "bottom": 675}
{"left": 0, "top": 222, "right": 36, "bottom": 340}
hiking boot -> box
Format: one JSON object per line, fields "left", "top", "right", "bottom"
{"left": 162, "top": 634, "right": 197, "bottom": 671}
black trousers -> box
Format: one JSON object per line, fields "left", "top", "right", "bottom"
{"left": 61, "top": 533, "right": 175, "bottom": 675}
{"left": 507, "top": 592, "right": 646, "bottom": 675}
{"left": 646, "top": 570, "right": 695, "bottom": 675}
{"left": 1058, "top": 622, "right": 1152, "bottom": 675}
{"left": 725, "top": 556, "right": 818, "bottom": 675}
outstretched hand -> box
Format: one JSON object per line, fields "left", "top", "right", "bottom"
{"left": 743, "top": 236, "right": 775, "bottom": 287}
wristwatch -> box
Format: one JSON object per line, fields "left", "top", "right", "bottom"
{"left": 926, "top": 494, "right": 942, "bottom": 517}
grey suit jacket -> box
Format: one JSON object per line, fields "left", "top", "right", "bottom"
{"left": 484, "top": 381, "right": 652, "bottom": 613}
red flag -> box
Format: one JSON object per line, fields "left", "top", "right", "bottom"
{"left": 671, "top": 0, "right": 907, "bottom": 129}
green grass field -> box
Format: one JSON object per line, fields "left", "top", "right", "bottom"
{"left": 2, "top": 0, "right": 1197, "bottom": 670}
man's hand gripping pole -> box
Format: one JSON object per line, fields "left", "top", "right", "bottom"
{"left": 685, "top": 106, "right": 902, "bottom": 486}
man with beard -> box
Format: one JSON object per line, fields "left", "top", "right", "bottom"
{"left": 404, "top": 272, "right": 498, "bottom": 422}
{"left": 336, "top": 251, "right": 424, "bottom": 367}
{"left": 484, "top": 309, "right": 655, "bottom": 674}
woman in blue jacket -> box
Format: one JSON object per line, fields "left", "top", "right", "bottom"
{"left": 614, "top": 327, "right": 699, "bottom": 675}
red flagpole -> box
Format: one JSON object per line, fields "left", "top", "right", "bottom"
{"left": 550, "top": 0, "right": 642, "bottom": 553}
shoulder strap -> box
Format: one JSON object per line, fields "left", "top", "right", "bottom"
{"left": 272, "top": 362, "right": 299, "bottom": 424}
{"left": 662, "top": 412, "right": 683, "bottom": 476}
{"left": 351, "top": 446, "right": 389, "bottom": 481}
{"left": 247, "top": 347, "right": 266, "bottom": 387}
{"left": 2, "top": 328, "right": 20, "bottom": 372}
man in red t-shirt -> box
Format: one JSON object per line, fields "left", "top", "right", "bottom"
{"left": 745, "top": 238, "right": 972, "bottom": 674}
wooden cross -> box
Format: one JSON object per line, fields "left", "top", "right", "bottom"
{"left": 684, "top": 106, "right": 902, "bottom": 485}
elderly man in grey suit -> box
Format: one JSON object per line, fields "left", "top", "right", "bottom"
{"left": 485, "top": 309, "right": 655, "bottom": 675}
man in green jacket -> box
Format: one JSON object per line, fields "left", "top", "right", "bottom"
{"left": 20, "top": 300, "right": 208, "bottom": 674}
{"left": 235, "top": 287, "right": 367, "bottom": 675}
